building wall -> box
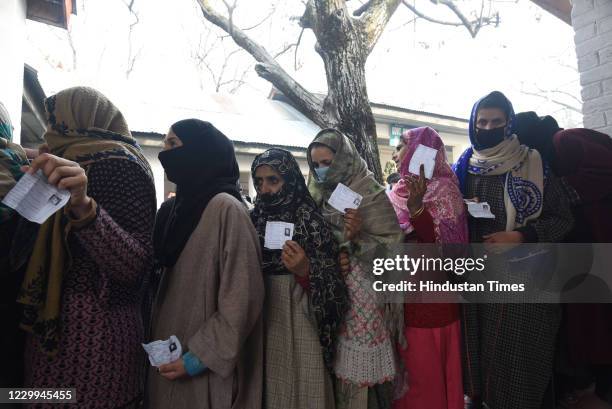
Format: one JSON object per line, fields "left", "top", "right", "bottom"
{"left": 375, "top": 121, "right": 470, "bottom": 170}
{"left": 138, "top": 115, "right": 469, "bottom": 208}
{"left": 0, "top": 0, "right": 27, "bottom": 142}
{"left": 572, "top": 0, "right": 612, "bottom": 136}
{"left": 140, "top": 145, "right": 165, "bottom": 207}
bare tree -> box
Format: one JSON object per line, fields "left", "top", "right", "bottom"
{"left": 394, "top": 0, "right": 499, "bottom": 38}
{"left": 520, "top": 83, "right": 582, "bottom": 114}
{"left": 191, "top": 4, "right": 289, "bottom": 94}
{"left": 196, "top": 0, "right": 498, "bottom": 181}
{"left": 519, "top": 53, "right": 582, "bottom": 116}
{"left": 192, "top": 26, "right": 253, "bottom": 93}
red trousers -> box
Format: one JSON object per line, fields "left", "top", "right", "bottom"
{"left": 393, "top": 320, "right": 464, "bottom": 409}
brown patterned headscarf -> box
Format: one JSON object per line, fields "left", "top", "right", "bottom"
{"left": 307, "top": 129, "right": 403, "bottom": 250}
{"left": 18, "top": 87, "right": 153, "bottom": 355}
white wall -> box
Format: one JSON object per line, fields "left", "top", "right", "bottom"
{"left": 0, "top": 0, "right": 26, "bottom": 142}
{"left": 141, "top": 145, "right": 165, "bottom": 207}
{"left": 572, "top": 0, "right": 612, "bottom": 136}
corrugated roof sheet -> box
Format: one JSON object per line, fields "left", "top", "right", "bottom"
{"left": 127, "top": 94, "right": 321, "bottom": 149}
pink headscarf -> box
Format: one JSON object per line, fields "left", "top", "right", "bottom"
{"left": 387, "top": 127, "right": 468, "bottom": 244}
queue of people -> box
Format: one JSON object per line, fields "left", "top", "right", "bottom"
{"left": 0, "top": 86, "right": 611, "bottom": 409}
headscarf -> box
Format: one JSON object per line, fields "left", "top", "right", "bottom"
{"left": 306, "top": 129, "right": 405, "bottom": 362}
{"left": 553, "top": 128, "right": 612, "bottom": 244}
{"left": 388, "top": 127, "right": 468, "bottom": 243}
{"left": 453, "top": 91, "right": 544, "bottom": 231}
{"left": 17, "top": 87, "right": 153, "bottom": 355}
{"left": 515, "top": 111, "right": 562, "bottom": 166}
{"left": 0, "top": 101, "right": 13, "bottom": 141}
{"left": 552, "top": 128, "right": 612, "bottom": 203}
{"left": 514, "top": 113, "right": 612, "bottom": 203}
{"left": 153, "top": 119, "right": 242, "bottom": 268}
{"left": 306, "top": 129, "right": 403, "bottom": 249}
{"left": 0, "top": 102, "right": 28, "bottom": 223}
{"left": 250, "top": 148, "right": 349, "bottom": 370}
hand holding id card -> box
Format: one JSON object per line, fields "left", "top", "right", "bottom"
{"left": 328, "top": 183, "right": 363, "bottom": 214}
{"left": 408, "top": 144, "right": 437, "bottom": 179}
{"left": 1, "top": 170, "right": 70, "bottom": 224}
{"left": 142, "top": 335, "right": 182, "bottom": 367}
{"left": 264, "top": 221, "right": 295, "bottom": 250}
{"left": 465, "top": 200, "right": 495, "bottom": 219}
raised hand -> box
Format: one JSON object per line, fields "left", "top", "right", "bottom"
{"left": 406, "top": 164, "right": 427, "bottom": 216}
{"left": 23, "top": 153, "right": 92, "bottom": 218}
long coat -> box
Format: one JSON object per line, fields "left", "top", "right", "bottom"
{"left": 148, "top": 193, "right": 264, "bottom": 409}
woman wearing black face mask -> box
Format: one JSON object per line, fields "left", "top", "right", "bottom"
{"left": 452, "top": 92, "right": 574, "bottom": 409}
{"left": 148, "top": 119, "right": 265, "bottom": 409}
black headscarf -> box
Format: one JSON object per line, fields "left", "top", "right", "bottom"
{"left": 154, "top": 119, "right": 242, "bottom": 268}
{"left": 515, "top": 111, "right": 562, "bottom": 166}
{"left": 250, "top": 148, "right": 349, "bottom": 371}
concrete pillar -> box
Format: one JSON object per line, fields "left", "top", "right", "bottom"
{"left": 0, "top": 0, "right": 27, "bottom": 143}
{"left": 572, "top": 0, "right": 612, "bottom": 135}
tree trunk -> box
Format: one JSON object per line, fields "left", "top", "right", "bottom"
{"left": 313, "top": 5, "right": 383, "bottom": 181}
{"left": 197, "top": 0, "right": 402, "bottom": 183}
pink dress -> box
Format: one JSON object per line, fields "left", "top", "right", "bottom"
{"left": 387, "top": 127, "right": 468, "bottom": 409}
{"left": 393, "top": 210, "right": 463, "bottom": 409}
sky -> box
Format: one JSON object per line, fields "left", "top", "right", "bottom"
{"left": 24, "top": 0, "right": 583, "bottom": 132}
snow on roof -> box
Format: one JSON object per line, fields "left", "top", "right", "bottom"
{"left": 126, "top": 93, "right": 321, "bottom": 149}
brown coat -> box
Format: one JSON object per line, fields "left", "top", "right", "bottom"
{"left": 148, "top": 193, "right": 264, "bottom": 409}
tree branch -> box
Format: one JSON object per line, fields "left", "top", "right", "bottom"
{"left": 400, "top": 0, "right": 498, "bottom": 38}
{"left": 299, "top": 0, "right": 316, "bottom": 29}
{"left": 294, "top": 28, "right": 305, "bottom": 71}
{"left": 548, "top": 89, "right": 583, "bottom": 107}
{"left": 436, "top": 0, "right": 498, "bottom": 38}
{"left": 356, "top": 0, "right": 402, "bottom": 53}
{"left": 435, "top": 0, "right": 476, "bottom": 35}
{"left": 196, "top": 0, "right": 325, "bottom": 124}
{"left": 273, "top": 43, "right": 298, "bottom": 59}
{"left": 229, "top": 65, "right": 251, "bottom": 94}
{"left": 122, "top": 0, "right": 140, "bottom": 77}
{"left": 254, "top": 63, "right": 328, "bottom": 128}
{"left": 521, "top": 89, "right": 582, "bottom": 114}
{"left": 241, "top": 7, "right": 275, "bottom": 31}
{"left": 353, "top": 0, "right": 374, "bottom": 17}
{"left": 401, "top": 1, "right": 464, "bottom": 27}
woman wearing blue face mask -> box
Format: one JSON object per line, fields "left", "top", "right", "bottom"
{"left": 453, "top": 91, "right": 574, "bottom": 409}
{"left": 307, "top": 129, "right": 404, "bottom": 409}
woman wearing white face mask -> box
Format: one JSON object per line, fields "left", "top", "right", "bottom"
{"left": 307, "top": 129, "right": 404, "bottom": 409}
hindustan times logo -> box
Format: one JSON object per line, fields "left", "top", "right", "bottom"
{"left": 372, "top": 254, "right": 488, "bottom": 276}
